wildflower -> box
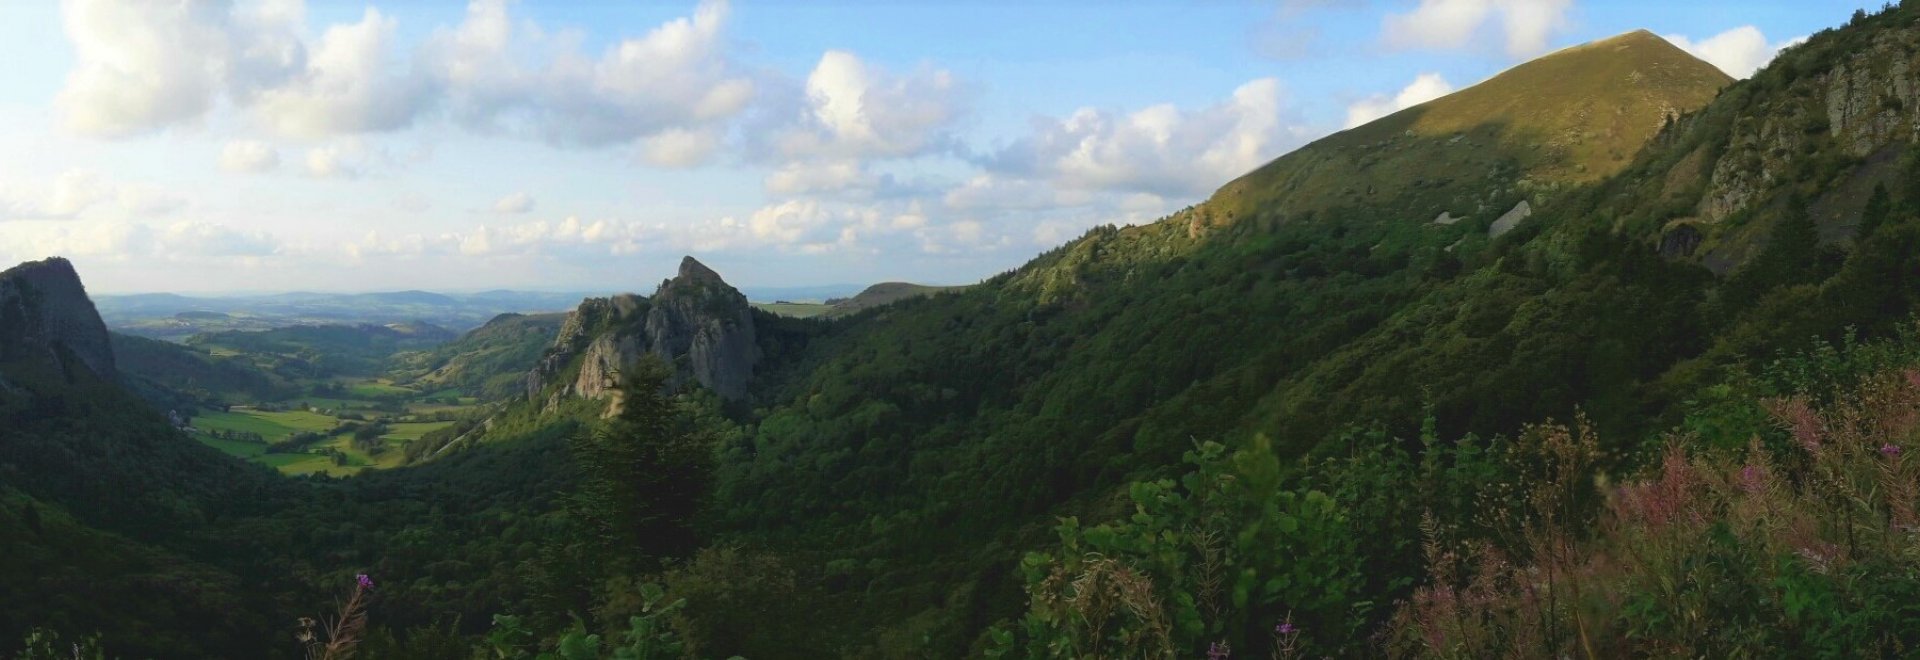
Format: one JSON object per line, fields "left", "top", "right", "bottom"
{"left": 1882, "top": 444, "right": 1903, "bottom": 458}
{"left": 1276, "top": 622, "right": 1298, "bottom": 635}
{"left": 356, "top": 573, "right": 374, "bottom": 589}
{"left": 1737, "top": 465, "right": 1766, "bottom": 494}
{"left": 1207, "top": 640, "right": 1231, "bottom": 660}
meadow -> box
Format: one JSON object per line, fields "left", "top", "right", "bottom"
{"left": 188, "top": 378, "right": 470, "bottom": 477}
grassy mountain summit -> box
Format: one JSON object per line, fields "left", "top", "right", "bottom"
{"left": 822, "top": 282, "right": 970, "bottom": 318}
{"left": 1006, "top": 30, "right": 1732, "bottom": 303}
{"left": 1211, "top": 29, "right": 1732, "bottom": 229}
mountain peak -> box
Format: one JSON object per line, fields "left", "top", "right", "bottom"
{"left": 1204, "top": 25, "right": 1730, "bottom": 227}
{"left": 0, "top": 256, "right": 117, "bottom": 380}
{"left": 677, "top": 255, "right": 723, "bottom": 283}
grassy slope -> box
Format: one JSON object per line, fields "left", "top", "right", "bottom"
{"left": 390, "top": 312, "right": 565, "bottom": 400}
{"left": 821, "top": 283, "right": 972, "bottom": 318}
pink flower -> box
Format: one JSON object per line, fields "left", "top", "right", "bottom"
{"left": 1882, "top": 444, "right": 1903, "bottom": 458}
{"left": 356, "top": 574, "right": 374, "bottom": 589}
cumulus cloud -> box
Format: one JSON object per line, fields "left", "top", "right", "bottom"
{"left": 2, "top": 220, "right": 276, "bottom": 259}
{"left": 493, "top": 192, "right": 535, "bottom": 214}
{"left": 761, "top": 50, "right": 967, "bottom": 162}
{"left": 305, "top": 144, "right": 365, "bottom": 179}
{"left": 1344, "top": 72, "right": 1455, "bottom": 128}
{"left": 1381, "top": 0, "right": 1573, "bottom": 59}
{"left": 57, "top": 0, "right": 236, "bottom": 137}
{"left": 0, "top": 170, "right": 187, "bottom": 220}
{"left": 57, "top": 0, "right": 753, "bottom": 153}
{"left": 1664, "top": 26, "right": 1806, "bottom": 79}
{"left": 251, "top": 8, "right": 434, "bottom": 137}
{"left": 424, "top": 0, "right": 752, "bottom": 148}
{"left": 978, "top": 78, "right": 1301, "bottom": 198}
{"left": 219, "top": 140, "right": 281, "bottom": 173}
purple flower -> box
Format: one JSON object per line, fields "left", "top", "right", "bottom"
{"left": 1207, "top": 641, "right": 1231, "bottom": 660}
{"left": 1737, "top": 465, "right": 1765, "bottom": 494}
{"left": 1882, "top": 444, "right": 1903, "bottom": 458}
{"left": 1276, "top": 622, "right": 1298, "bottom": 635}
{"left": 356, "top": 573, "right": 374, "bottom": 589}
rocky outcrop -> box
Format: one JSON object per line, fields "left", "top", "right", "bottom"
{"left": 0, "top": 257, "right": 116, "bottom": 380}
{"left": 522, "top": 294, "right": 646, "bottom": 402}
{"left": 1488, "top": 200, "right": 1533, "bottom": 238}
{"left": 1702, "top": 27, "right": 1920, "bottom": 222}
{"left": 522, "top": 256, "right": 760, "bottom": 408}
{"left": 643, "top": 256, "right": 760, "bottom": 400}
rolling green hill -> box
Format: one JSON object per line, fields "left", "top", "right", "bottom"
{"left": 820, "top": 282, "right": 971, "bottom": 318}
{"left": 389, "top": 312, "right": 567, "bottom": 400}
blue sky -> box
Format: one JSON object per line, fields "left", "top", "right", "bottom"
{"left": 0, "top": 0, "right": 1875, "bottom": 294}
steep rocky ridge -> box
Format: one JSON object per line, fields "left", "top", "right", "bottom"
{"left": 0, "top": 257, "right": 116, "bottom": 381}
{"left": 522, "top": 256, "right": 760, "bottom": 408}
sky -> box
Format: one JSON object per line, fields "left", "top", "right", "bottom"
{"left": 0, "top": 0, "right": 1877, "bottom": 294}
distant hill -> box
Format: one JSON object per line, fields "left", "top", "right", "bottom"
{"left": 822, "top": 282, "right": 971, "bottom": 318}
{"left": 187, "top": 322, "right": 457, "bottom": 377}
{"left": 111, "top": 332, "right": 296, "bottom": 408}
{"left": 95, "top": 289, "right": 595, "bottom": 341}
{"left": 390, "top": 312, "right": 568, "bottom": 400}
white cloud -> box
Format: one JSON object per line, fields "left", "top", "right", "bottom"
{"left": 493, "top": 191, "right": 535, "bottom": 214}
{"left": 305, "top": 144, "right": 364, "bottom": 179}
{"left": 1664, "top": 26, "right": 1806, "bottom": 79}
{"left": 425, "top": 0, "right": 753, "bottom": 148}
{"left": 979, "top": 78, "right": 1302, "bottom": 198}
{"left": 0, "top": 170, "right": 186, "bottom": 220}
{"left": 1381, "top": 0, "right": 1573, "bottom": 59}
{"left": 1344, "top": 72, "right": 1455, "bottom": 128}
{"left": 252, "top": 8, "right": 434, "bottom": 137}
{"left": 56, "top": 0, "right": 232, "bottom": 137}
{"left": 641, "top": 128, "right": 723, "bottom": 167}
{"left": 219, "top": 140, "right": 281, "bottom": 173}
{"left": 57, "top": 0, "right": 753, "bottom": 153}
{"left": 764, "top": 50, "right": 967, "bottom": 162}
{"left": 1, "top": 220, "right": 276, "bottom": 260}
{"left": 157, "top": 221, "right": 280, "bottom": 256}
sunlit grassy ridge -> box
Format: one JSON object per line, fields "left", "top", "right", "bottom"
{"left": 1212, "top": 30, "right": 1732, "bottom": 227}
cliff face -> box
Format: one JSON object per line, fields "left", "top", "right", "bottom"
{"left": 643, "top": 256, "right": 760, "bottom": 400}
{"left": 522, "top": 256, "right": 760, "bottom": 408}
{"left": 0, "top": 257, "right": 117, "bottom": 381}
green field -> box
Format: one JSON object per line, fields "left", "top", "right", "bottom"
{"left": 344, "top": 379, "right": 419, "bottom": 398}
{"left": 188, "top": 402, "right": 444, "bottom": 477}
{"left": 193, "top": 408, "right": 338, "bottom": 439}
{"left": 383, "top": 421, "right": 454, "bottom": 441}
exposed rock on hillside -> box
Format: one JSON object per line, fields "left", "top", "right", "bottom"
{"left": 523, "top": 256, "right": 760, "bottom": 407}
{"left": 0, "top": 257, "right": 116, "bottom": 380}
{"left": 644, "top": 256, "right": 760, "bottom": 400}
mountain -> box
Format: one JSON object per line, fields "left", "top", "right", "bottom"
{"left": 524, "top": 256, "right": 766, "bottom": 411}
{"left": 111, "top": 332, "right": 297, "bottom": 408}
{"left": 0, "top": 257, "right": 117, "bottom": 382}
{"left": 669, "top": 29, "right": 1754, "bottom": 650}
{"left": 821, "top": 282, "right": 971, "bottom": 318}
{"left": 390, "top": 311, "right": 568, "bottom": 400}
{"left": 96, "top": 288, "right": 594, "bottom": 341}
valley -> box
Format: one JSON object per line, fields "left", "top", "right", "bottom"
{"left": 7, "top": 3, "right": 1920, "bottom": 659}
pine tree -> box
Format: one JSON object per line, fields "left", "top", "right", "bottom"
{"left": 1858, "top": 183, "right": 1892, "bottom": 241}
{"left": 568, "top": 356, "right": 715, "bottom": 567}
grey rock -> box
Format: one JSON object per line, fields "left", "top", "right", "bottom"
{"left": 0, "top": 257, "right": 116, "bottom": 380}
{"left": 522, "top": 256, "right": 760, "bottom": 407}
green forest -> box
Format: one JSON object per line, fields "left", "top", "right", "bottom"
{"left": 11, "top": 3, "right": 1920, "bottom": 659}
